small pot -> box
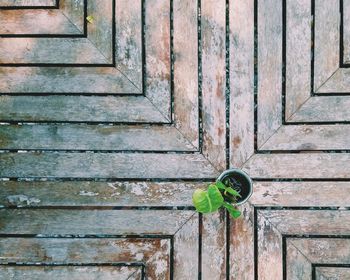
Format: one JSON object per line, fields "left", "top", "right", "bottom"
{"left": 217, "top": 169, "right": 253, "bottom": 205}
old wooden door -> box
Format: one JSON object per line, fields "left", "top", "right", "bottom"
{"left": 0, "top": 0, "right": 349, "bottom": 279}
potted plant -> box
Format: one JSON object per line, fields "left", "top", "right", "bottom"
{"left": 192, "top": 169, "right": 253, "bottom": 218}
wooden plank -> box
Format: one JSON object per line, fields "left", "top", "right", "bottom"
{"left": 202, "top": 210, "right": 226, "bottom": 280}
{"left": 0, "top": 0, "right": 55, "bottom": 6}
{"left": 317, "top": 267, "right": 350, "bottom": 280}
{"left": 229, "top": 0, "right": 255, "bottom": 168}
{"left": 251, "top": 181, "right": 350, "bottom": 207}
{"left": 201, "top": 0, "right": 226, "bottom": 171}
{"left": 0, "top": 266, "right": 141, "bottom": 280}
{"left": 314, "top": 0, "right": 339, "bottom": 91}
{"left": 173, "top": 0, "right": 199, "bottom": 147}
{"left": 288, "top": 96, "right": 350, "bottom": 122}
{"left": 0, "top": 238, "right": 169, "bottom": 279}
{"left": 0, "top": 67, "right": 140, "bottom": 94}
{"left": 0, "top": 96, "right": 167, "bottom": 123}
{"left": 115, "top": 0, "right": 142, "bottom": 89}
{"left": 242, "top": 153, "right": 350, "bottom": 179}
{"left": 229, "top": 203, "right": 255, "bottom": 280}
{"left": 174, "top": 213, "right": 199, "bottom": 280}
{"left": 285, "top": 0, "right": 311, "bottom": 119}
{"left": 0, "top": 152, "right": 218, "bottom": 179}
{"left": 0, "top": 209, "right": 194, "bottom": 235}
{"left": 286, "top": 241, "right": 312, "bottom": 279}
{"left": 257, "top": 0, "right": 282, "bottom": 147}
{"left": 289, "top": 238, "right": 350, "bottom": 264}
{"left": 0, "top": 181, "right": 207, "bottom": 207}
{"left": 260, "top": 125, "right": 350, "bottom": 150}
{"left": 0, "top": 38, "right": 110, "bottom": 64}
{"left": 343, "top": 0, "right": 350, "bottom": 63}
{"left": 317, "top": 68, "right": 350, "bottom": 93}
{"left": 0, "top": 10, "right": 82, "bottom": 35}
{"left": 0, "top": 124, "right": 195, "bottom": 151}
{"left": 144, "top": 0, "right": 171, "bottom": 119}
{"left": 60, "top": 0, "right": 84, "bottom": 33}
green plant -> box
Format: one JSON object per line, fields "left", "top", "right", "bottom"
{"left": 192, "top": 181, "right": 241, "bottom": 218}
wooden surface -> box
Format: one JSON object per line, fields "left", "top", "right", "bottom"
{"left": 1, "top": 0, "right": 349, "bottom": 279}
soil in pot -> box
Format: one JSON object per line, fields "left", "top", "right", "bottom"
{"left": 219, "top": 170, "right": 252, "bottom": 205}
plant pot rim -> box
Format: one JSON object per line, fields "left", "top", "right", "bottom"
{"left": 216, "top": 168, "right": 253, "bottom": 206}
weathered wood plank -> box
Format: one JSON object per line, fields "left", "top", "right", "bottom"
{"left": 0, "top": 96, "right": 166, "bottom": 123}
{"left": 115, "top": 0, "right": 142, "bottom": 89}
{"left": 285, "top": 0, "right": 311, "bottom": 119}
{"left": 243, "top": 153, "right": 350, "bottom": 178}
{"left": 0, "top": 152, "right": 218, "bottom": 179}
{"left": 314, "top": 0, "right": 339, "bottom": 91}
{"left": 317, "top": 267, "right": 350, "bottom": 280}
{"left": 0, "top": 266, "right": 141, "bottom": 280}
{"left": 144, "top": 0, "right": 171, "bottom": 119}
{"left": 257, "top": 0, "right": 282, "bottom": 147}
{"left": 0, "top": 124, "right": 195, "bottom": 151}
{"left": 60, "top": 0, "right": 84, "bottom": 34}
{"left": 251, "top": 181, "right": 350, "bottom": 207}
{"left": 0, "top": 38, "right": 110, "bottom": 64}
{"left": 202, "top": 210, "right": 226, "bottom": 280}
{"left": 201, "top": 0, "right": 226, "bottom": 171}
{"left": 173, "top": 0, "right": 199, "bottom": 147}
{"left": 174, "top": 213, "right": 199, "bottom": 280}
{"left": 0, "top": 67, "right": 140, "bottom": 94}
{"left": 230, "top": 203, "right": 254, "bottom": 280}
{"left": 0, "top": 238, "right": 169, "bottom": 280}
{"left": 0, "top": 181, "right": 207, "bottom": 207}
{"left": 288, "top": 96, "right": 350, "bottom": 122}
{"left": 0, "top": 10, "right": 82, "bottom": 35}
{"left": 289, "top": 238, "right": 350, "bottom": 264}
{"left": 260, "top": 125, "right": 350, "bottom": 150}
{"left": 229, "top": 0, "right": 255, "bottom": 168}
{"left": 343, "top": 0, "right": 350, "bottom": 63}
{"left": 317, "top": 68, "right": 350, "bottom": 93}
{"left": 0, "top": 209, "right": 194, "bottom": 235}
{"left": 0, "top": 0, "right": 55, "bottom": 6}
{"left": 286, "top": 241, "right": 312, "bottom": 279}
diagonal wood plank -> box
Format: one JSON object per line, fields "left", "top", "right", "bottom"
{"left": 316, "top": 267, "right": 350, "bottom": 280}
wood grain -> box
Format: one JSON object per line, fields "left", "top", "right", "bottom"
{"left": 201, "top": 0, "right": 226, "bottom": 171}
{"left": 313, "top": 0, "right": 339, "bottom": 91}
{"left": 0, "top": 96, "right": 166, "bottom": 123}
{"left": 257, "top": 0, "right": 282, "bottom": 147}
{"left": 316, "top": 267, "right": 350, "bottom": 280}
{"left": 260, "top": 124, "right": 350, "bottom": 150}
{"left": 286, "top": 241, "right": 312, "bottom": 279}
{"left": 0, "top": 152, "right": 218, "bottom": 179}
{"left": 229, "top": 0, "right": 255, "bottom": 168}
{"left": 0, "top": 181, "right": 207, "bottom": 207}
{"left": 0, "top": 67, "right": 140, "bottom": 94}
{"left": 0, "top": 266, "right": 141, "bottom": 280}
{"left": 0, "top": 124, "right": 195, "bottom": 151}
{"left": 0, "top": 209, "right": 194, "bottom": 235}
{"left": 60, "top": 0, "right": 84, "bottom": 33}
{"left": 317, "top": 68, "right": 350, "bottom": 93}
{"left": 0, "top": 0, "right": 55, "bottom": 6}
{"left": 0, "top": 10, "right": 82, "bottom": 35}
{"left": 288, "top": 96, "right": 350, "bottom": 122}
{"left": 144, "top": 0, "right": 171, "bottom": 119}
{"left": 285, "top": 0, "right": 311, "bottom": 119}
{"left": 243, "top": 153, "right": 350, "bottom": 178}
{"left": 343, "top": 0, "right": 350, "bottom": 63}
{"left": 173, "top": 0, "right": 199, "bottom": 147}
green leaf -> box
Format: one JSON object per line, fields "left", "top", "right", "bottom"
{"left": 224, "top": 187, "right": 241, "bottom": 198}
{"left": 215, "top": 181, "right": 227, "bottom": 191}
{"left": 192, "top": 185, "right": 224, "bottom": 214}
{"left": 223, "top": 202, "right": 241, "bottom": 219}
{"left": 86, "top": 15, "right": 94, "bottom": 24}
